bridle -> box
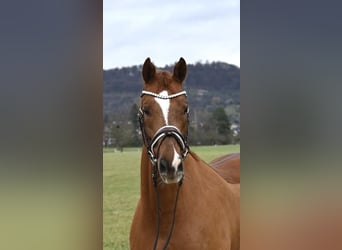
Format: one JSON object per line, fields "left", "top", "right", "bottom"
{"left": 138, "top": 89, "right": 190, "bottom": 183}
{"left": 138, "top": 89, "right": 190, "bottom": 250}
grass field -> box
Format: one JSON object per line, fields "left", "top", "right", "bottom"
{"left": 103, "top": 144, "right": 240, "bottom": 250}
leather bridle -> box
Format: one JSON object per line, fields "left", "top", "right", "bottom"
{"left": 138, "top": 89, "right": 190, "bottom": 250}
{"left": 138, "top": 90, "right": 189, "bottom": 183}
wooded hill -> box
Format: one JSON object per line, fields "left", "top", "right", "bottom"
{"left": 103, "top": 61, "right": 240, "bottom": 146}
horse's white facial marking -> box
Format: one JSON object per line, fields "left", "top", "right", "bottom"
{"left": 154, "top": 90, "right": 170, "bottom": 125}
{"left": 172, "top": 147, "right": 182, "bottom": 170}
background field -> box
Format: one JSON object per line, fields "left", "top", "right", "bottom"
{"left": 103, "top": 145, "right": 240, "bottom": 250}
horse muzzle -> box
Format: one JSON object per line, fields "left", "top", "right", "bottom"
{"left": 158, "top": 156, "right": 184, "bottom": 184}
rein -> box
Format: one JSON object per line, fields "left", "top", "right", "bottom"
{"left": 138, "top": 90, "right": 189, "bottom": 250}
{"left": 152, "top": 175, "right": 182, "bottom": 250}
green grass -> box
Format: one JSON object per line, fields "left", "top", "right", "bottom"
{"left": 103, "top": 145, "right": 240, "bottom": 250}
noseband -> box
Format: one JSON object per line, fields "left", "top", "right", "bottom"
{"left": 145, "top": 125, "right": 189, "bottom": 166}
{"left": 138, "top": 89, "right": 189, "bottom": 250}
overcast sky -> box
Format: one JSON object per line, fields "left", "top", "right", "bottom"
{"left": 103, "top": 0, "right": 240, "bottom": 69}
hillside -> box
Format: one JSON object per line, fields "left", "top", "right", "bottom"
{"left": 103, "top": 61, "right": 240, "bottom": 125}
{"left": 103, "top": 62, "right": 240, "bottom": 119}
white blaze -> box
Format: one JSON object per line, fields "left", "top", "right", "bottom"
{"left": 172, "top": 147, "right": 182, "bottom": 169}
{"left": 154, "top": 90, "right": 170, "bottom": 125}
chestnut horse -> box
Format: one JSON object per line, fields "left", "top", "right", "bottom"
{"left": 130, "top": 58, "right": 240, "bottom": 250}
{"left": 209, "top": 153, "right": 240, "bottom": 184}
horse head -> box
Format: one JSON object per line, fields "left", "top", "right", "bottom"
{"left": 139, "top": 57, "right": 189, "bottom": 184}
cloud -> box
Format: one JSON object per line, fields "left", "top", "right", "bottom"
{"left": 104, "top": 0, "right": 240, "bottom": 69}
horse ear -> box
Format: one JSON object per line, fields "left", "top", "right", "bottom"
{"left": 173, "top": 57, "right": 187, "bottom": 83}
{"left": 142, "top": 57, "right": 156, "bottom": 83}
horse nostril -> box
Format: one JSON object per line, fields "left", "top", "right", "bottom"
{"left": 178, "top": 162, "right": 183, "bottom": 172}
{"left": 159, "top": 158, "right": 168, "bottom": 174}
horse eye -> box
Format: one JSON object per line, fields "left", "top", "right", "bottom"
{"left": 184, "top": 106, "right": 189, "bottom": 114}
{"left": 143, "top": 108, "right": 151, "bottom": 116}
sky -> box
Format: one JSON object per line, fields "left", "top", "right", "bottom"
{"left": 103, "top": 0, "right": 240, "bottom": 69}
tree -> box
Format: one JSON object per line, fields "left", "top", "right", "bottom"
{"left": 212, "top": 107, "right": 232, "bottom": 144}
{"left": 130, "top": 103, "right": 140, "bottom": 130}
{"left": 129, "top": 103, "right": 141, "bottom": 146}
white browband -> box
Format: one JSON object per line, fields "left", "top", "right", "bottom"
{"left": 141, "top": 90, "right": 187, "bottom": 99}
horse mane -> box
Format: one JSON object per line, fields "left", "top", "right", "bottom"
{"left": 160, "top": 71, "right": 172, "bottom": 87}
